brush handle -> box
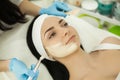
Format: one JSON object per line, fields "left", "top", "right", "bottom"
{"left": 27, "top": 56, "right": 45, "bottom": 80}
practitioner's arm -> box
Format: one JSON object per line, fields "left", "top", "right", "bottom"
{"left": 0, "top": 60, "right": 10, "bottom": 72}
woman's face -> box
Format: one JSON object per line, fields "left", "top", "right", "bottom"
{"left": 41, "top": 17, "right": 80, "bottom": 59}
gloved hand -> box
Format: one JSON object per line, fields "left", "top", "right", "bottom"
{"left": 9, "top": 58, "right": 39, "bottom": 80}
{"left": 40, "top": 1, "right": 71, "bottom": 17}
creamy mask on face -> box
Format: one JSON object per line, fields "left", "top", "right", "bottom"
{"left": 46, "top": 42, "right": 78, "bottom": 58}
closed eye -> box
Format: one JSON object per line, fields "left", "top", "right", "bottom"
{"left": 59, "top": 19, "right": 69, "bottom": 27}
{"left": 48, "top": 32, "right": 56, "bottom": 39}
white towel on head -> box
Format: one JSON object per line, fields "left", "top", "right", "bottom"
{"left": 32, "top": 14, "right": 49, "bottom": 60}
{"left": 32, "top": 14, "right": 64, "bottom": 60}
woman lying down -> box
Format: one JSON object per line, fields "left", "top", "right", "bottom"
{"left": 27, "top": 14, "right": 120, "bottom": 80}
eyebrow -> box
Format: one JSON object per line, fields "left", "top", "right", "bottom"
{"left": 44, "top": 19, "right": 63, "bottom": 36}
{"left": 44, "top": 26, "right": 54, "bottom": 36}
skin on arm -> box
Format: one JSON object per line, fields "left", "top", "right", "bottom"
{"left": 19, "top": 0, "right": 41, "bottom": 16}
{"left": 0, "top": 60, "right": 10, "bottom": 72}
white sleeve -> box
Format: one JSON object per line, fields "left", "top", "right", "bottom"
{"left": 10, "top": 0, "right": 23, "bottom": 6}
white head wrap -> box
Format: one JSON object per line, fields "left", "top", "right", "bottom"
{"left": 32, "top": 14, "right": 63, "bottom": 60}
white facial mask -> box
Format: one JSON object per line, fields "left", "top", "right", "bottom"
{"left": 46, "top": 42, "right": 78, "bottom": 58}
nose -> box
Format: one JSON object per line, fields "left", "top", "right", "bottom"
{"left": 62, "top": 28, "right": 70, "bottom": 37}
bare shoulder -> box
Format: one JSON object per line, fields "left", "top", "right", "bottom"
{"left": 101, "top": 36, "right": 120, "bottom": 45}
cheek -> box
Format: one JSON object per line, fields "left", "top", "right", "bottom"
{"left": 71, "top": 28, "right": 81, "bottom": 45}
{"left": 43, "top": 38, "right": 61, "bottom": 47}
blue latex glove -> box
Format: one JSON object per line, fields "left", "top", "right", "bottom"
{"left": 9, "top": 58, "right": 39, "bottom": 80}
{"left": 40, "top": 1, "right": 71, "bottom": 17}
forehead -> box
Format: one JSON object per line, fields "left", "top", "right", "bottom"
{"left": 41, "top": 17, "right": 62, "bottom": 32}
{"left": 42, "top": 17, "right": 61, "bottom": 26}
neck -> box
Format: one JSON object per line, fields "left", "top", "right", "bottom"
{"left": 58, "top": 49, "right": 96, "bottom": 79}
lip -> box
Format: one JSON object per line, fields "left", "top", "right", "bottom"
{"left": 66, "top": 35, "right": 76, "bottom": 44}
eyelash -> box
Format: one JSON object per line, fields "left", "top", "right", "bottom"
{"left": 48, "top": 32, "right": 56, "bottom": 39}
